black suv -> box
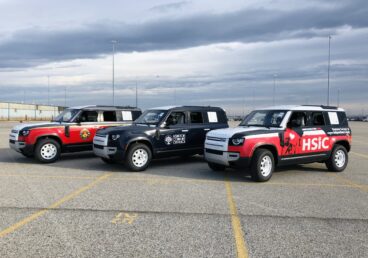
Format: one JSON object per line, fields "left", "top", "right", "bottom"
{"left": 93, "top": 106, "right": 228, "bottom": 171}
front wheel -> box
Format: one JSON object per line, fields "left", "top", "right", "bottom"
{"left": 325, "top": 145, "right": 348, "bottom": 172}
{"left": 125, "top": 143, "right": 152, "bottom": 171}
{"left": 34, "top": 138, "right": 61, "bottom": 163}
{"left": 250, "top": 149, "right": 274, "bottom": 182}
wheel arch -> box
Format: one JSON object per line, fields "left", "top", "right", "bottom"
{"left": 333, "top": 140, "right": 351, "bottom": 152}
{"left": 251, "top": 144, "right": 279, "bottom": 164}
{"left": 126, "top": 137, "right": 154, "bottom": 155}
{"left": 35, "top": 134, "right": 63, "bottom": 149}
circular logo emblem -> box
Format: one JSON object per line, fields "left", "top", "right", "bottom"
{"left": 164, "top": 135, "right": 173, "bottom": 145}
{"left": 80, "top": 128, "right": 91, "bottom": 140}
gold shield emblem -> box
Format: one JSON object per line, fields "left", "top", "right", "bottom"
{"left": 80, "top": 128, "right": 91, "bottom": 140}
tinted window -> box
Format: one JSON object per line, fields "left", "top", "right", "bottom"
{"left": 287, "top": 112, "right": 307, "bottom": 128}
{"left": 337, "top": 112, "right": 348, "bottom": 126}
{"left": 166, "top": 112, "right": 186, "bottom": 126}
{"left": 190, "top": 112, "right": 203, "bottom": 124}
{"left": 310, "top": 112, "right": 325, "bottom": 126}
{"left": 103, "top": 111, "right": 117, "bottom": 122}
{"left": 79, "top": 111, "right": 98, "bottom": 122}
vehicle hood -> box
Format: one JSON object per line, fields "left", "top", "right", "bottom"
{"left": 207, "top": 126, "right": 281, "bottom": 139}
{"left": 96, "top": 124, "right": 155, "bottom": 135}
{"left": 12, "top": 122, "right": 63, "bottom": 131}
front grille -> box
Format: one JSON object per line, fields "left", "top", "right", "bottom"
{"left": 95, "top": 134, "right": 106, "bottom": 138}
{"left": 205, "top": 148, "right": 223, "bottom": 155}
{"left": 9, "top": 139, "right": 15, "bottom": 144}
{"left": 11, "top": 130, "right": 18, "bottom": 134}
{"left": 206, "top": 136, "right": 226, "bottom": 142}
{"left": 94, "top": 144, "right": 104, "bottom": 149}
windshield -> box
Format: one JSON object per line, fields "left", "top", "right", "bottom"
{"left": 240, "top": 110, "right": 286, "bottom": 127}
{"left": 53, "top": 109, "right": 79, "bottom": 122}
{"left": 134, "top": 110, "right": 167, "bottom": 125}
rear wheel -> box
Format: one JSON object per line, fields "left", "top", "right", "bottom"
{"left": 208, "top": 162, "right": 226, "bottom": 171}
{"left": 34, "top": 138, "right": 61, "bottom": 163}
{"left": 125, "top": 143, "right": 152, "bottom": 171}
{"left": 325, "top": 145, "right": 348, "bottom": 172}
{"left": 250, "top": 149, "right": 274, "bottom": 182}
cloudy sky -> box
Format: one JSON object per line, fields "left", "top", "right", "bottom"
{"left": 0, "top": 0, "right": 367, "bottom": 115}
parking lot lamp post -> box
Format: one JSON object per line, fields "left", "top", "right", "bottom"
{"left": 111, "top": 40, "right": 117, "bottom": 106}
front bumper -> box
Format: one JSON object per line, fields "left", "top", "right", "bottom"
{"left": 9, "top": 140, "right": 26, "bottom": 152}
{"left": 204, "top": 148, "right": 250, "bottom": 168}
{"left": 93, "top": 144, "right": 117, "bottom": 159}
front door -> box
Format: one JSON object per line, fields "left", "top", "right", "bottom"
{"left": 155, "top": 111, "right": 191, "bottom": 155}
{"left": 67, "top": 110, "right": 99, "bottom": 146}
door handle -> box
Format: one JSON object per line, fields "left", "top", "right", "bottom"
{"left": 181, "top": 129, "right": 189, "bottom": 132}
{"left": 204, "top": 128, "right": 210, "bottom": 131}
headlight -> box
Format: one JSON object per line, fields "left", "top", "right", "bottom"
{"left": 21, "top": 130, "right": 30, "bottom": 136}
{"left": 231, "top": 138, "right": 244, "bottom": 146}
{"left": 111, "top": 134, "right": 120, "bottom": 141}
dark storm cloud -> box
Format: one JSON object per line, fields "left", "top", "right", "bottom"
{"left": 0, "top": 0, "right": 367, "bottom": 68}
{"left": 149, "top": 1, "right": 189, "bottom": 12}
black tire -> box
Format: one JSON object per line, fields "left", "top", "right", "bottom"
{"left": 250, "top": 149, "right": 274, "bottom": 182}
{"left": 125, "top": 143, "right": 152, "bottom": 171}
{"left": 34, "top": 138, "right": 61, "bottom": 163}
{"left": 325, "top": 145, "right": 348, "bottom": 172}
{"left": 101, "top": 157, "right": 115, "bottom": 164}
{"left": 208, "top": 162, "right": 226, "bottom": 171}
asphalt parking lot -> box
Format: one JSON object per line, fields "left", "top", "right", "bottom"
{"left": 0, "top": 121, "right": 367, "bottom": 257}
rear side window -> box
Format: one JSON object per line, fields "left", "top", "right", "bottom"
{"left": 121, "top": 111, "right": 133, "bottom": 121}
{"left": 190, "top": 112, "right": 203, "bottom": 124}
{"left": 337, "top": 112, "right": 348, "bottom": 126}
{"left": 328, "top": 112, "right": 339, "bottom": 125}
{"left": 132, "top": 111, "right": 142, "bottom": 120}
{"left": 207, "top": 112, "right": 218, "bottom": 123}
{"left": 103, "top": 111, "right": 117, "bottom": 122}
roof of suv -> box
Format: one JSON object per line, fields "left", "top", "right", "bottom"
{"left": 69, "top": 105, "right": 140, "bottom": 111}
{"left": 259, "top": 105, "right": 344, "bottom": 112}
{"left": 147, "top": 105, "right": 225, "bottom": 111}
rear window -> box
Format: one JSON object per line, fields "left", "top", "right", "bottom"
{"left": 190, "top": 112, "right": 203, "bottom": 124}
{"left": 103, "top": 111, "right": 117, "bottom": 122}
{"left": 121, "top": 111, "right": 133, "bottom": 121}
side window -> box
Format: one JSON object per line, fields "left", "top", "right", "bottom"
{"left": 103, "top": 111, "right": 117, "bottom": 122}
{"left": 166, "top": 112, "right": 186, "bottom": 126}
{"left": 190, "top": 112, "right": 203, "bottom": 124}
{"left": 337, "top": 112, "right": 348, "bottom": 126}
{"left": 79, "top": 111, "right": 98, "bottom": 122}
{"left": 287, "top": 112, "right": 307, "bottom": 128}
{"left": 328, "top": 112, "right": 339, "bottom": 125}
{"left": 310, "top": 112, "right": 325, "bottom": 126}
{"left": 207, "top": 111, "right": 218, "bottom": 123}
{"left": 121, "top": 111, "right": 133, "bottom": 121}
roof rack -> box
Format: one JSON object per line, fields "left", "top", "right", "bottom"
{"left": 301, "top": 105, "right": 338, "bottom": 110}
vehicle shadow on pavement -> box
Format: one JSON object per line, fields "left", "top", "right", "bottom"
{"left": 0, "top": 147, "right": 329, "bottom": 182}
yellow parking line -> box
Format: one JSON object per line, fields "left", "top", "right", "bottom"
{"left": 0, "top": 174, "right": 96, "bottom": 180}
{"left": 0, "top": 173, "right": 112, "bottom": 238}
{"left": 328, "top": 174, "right": 368, "bottom": 193}
{"left": 225, "top": 179, "right": 249, "bottom": 258}
{"left": 351, "top": 151, "right": 368, "bottom": 159}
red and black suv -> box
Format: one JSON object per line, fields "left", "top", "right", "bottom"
{"left": 9, "top": 105, "right": 141, "bottom": 163}
{"left": 205, "top": 105, "right": 352, "bottom": 182}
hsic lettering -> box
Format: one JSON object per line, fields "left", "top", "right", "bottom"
{"left": 302, "top": 137, "right": 329, "bottom": 151}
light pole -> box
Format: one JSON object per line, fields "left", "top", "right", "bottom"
{"left": 111, "top": 40, "right": 118, "bottom": 106}
{"left": 47, "top": 75, "right": 50, "bottom": 105}
{"left": 337, "top": 89, "right": 340, "bottom": 107}
{"left": 135, "top": 79, "right": 138, "bottom": 108}
{"left": 64, "top": 86, "right": 67, "bottom": 107}
{"left": 272, "top": 74, "right": 277, "bottom": 106}
{"left": 327, "top": 35, "right": 331, "bottom": 106}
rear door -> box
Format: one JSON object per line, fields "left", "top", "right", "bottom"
{"left": 187, "top": 110, "right": 207, "bottom": 149}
